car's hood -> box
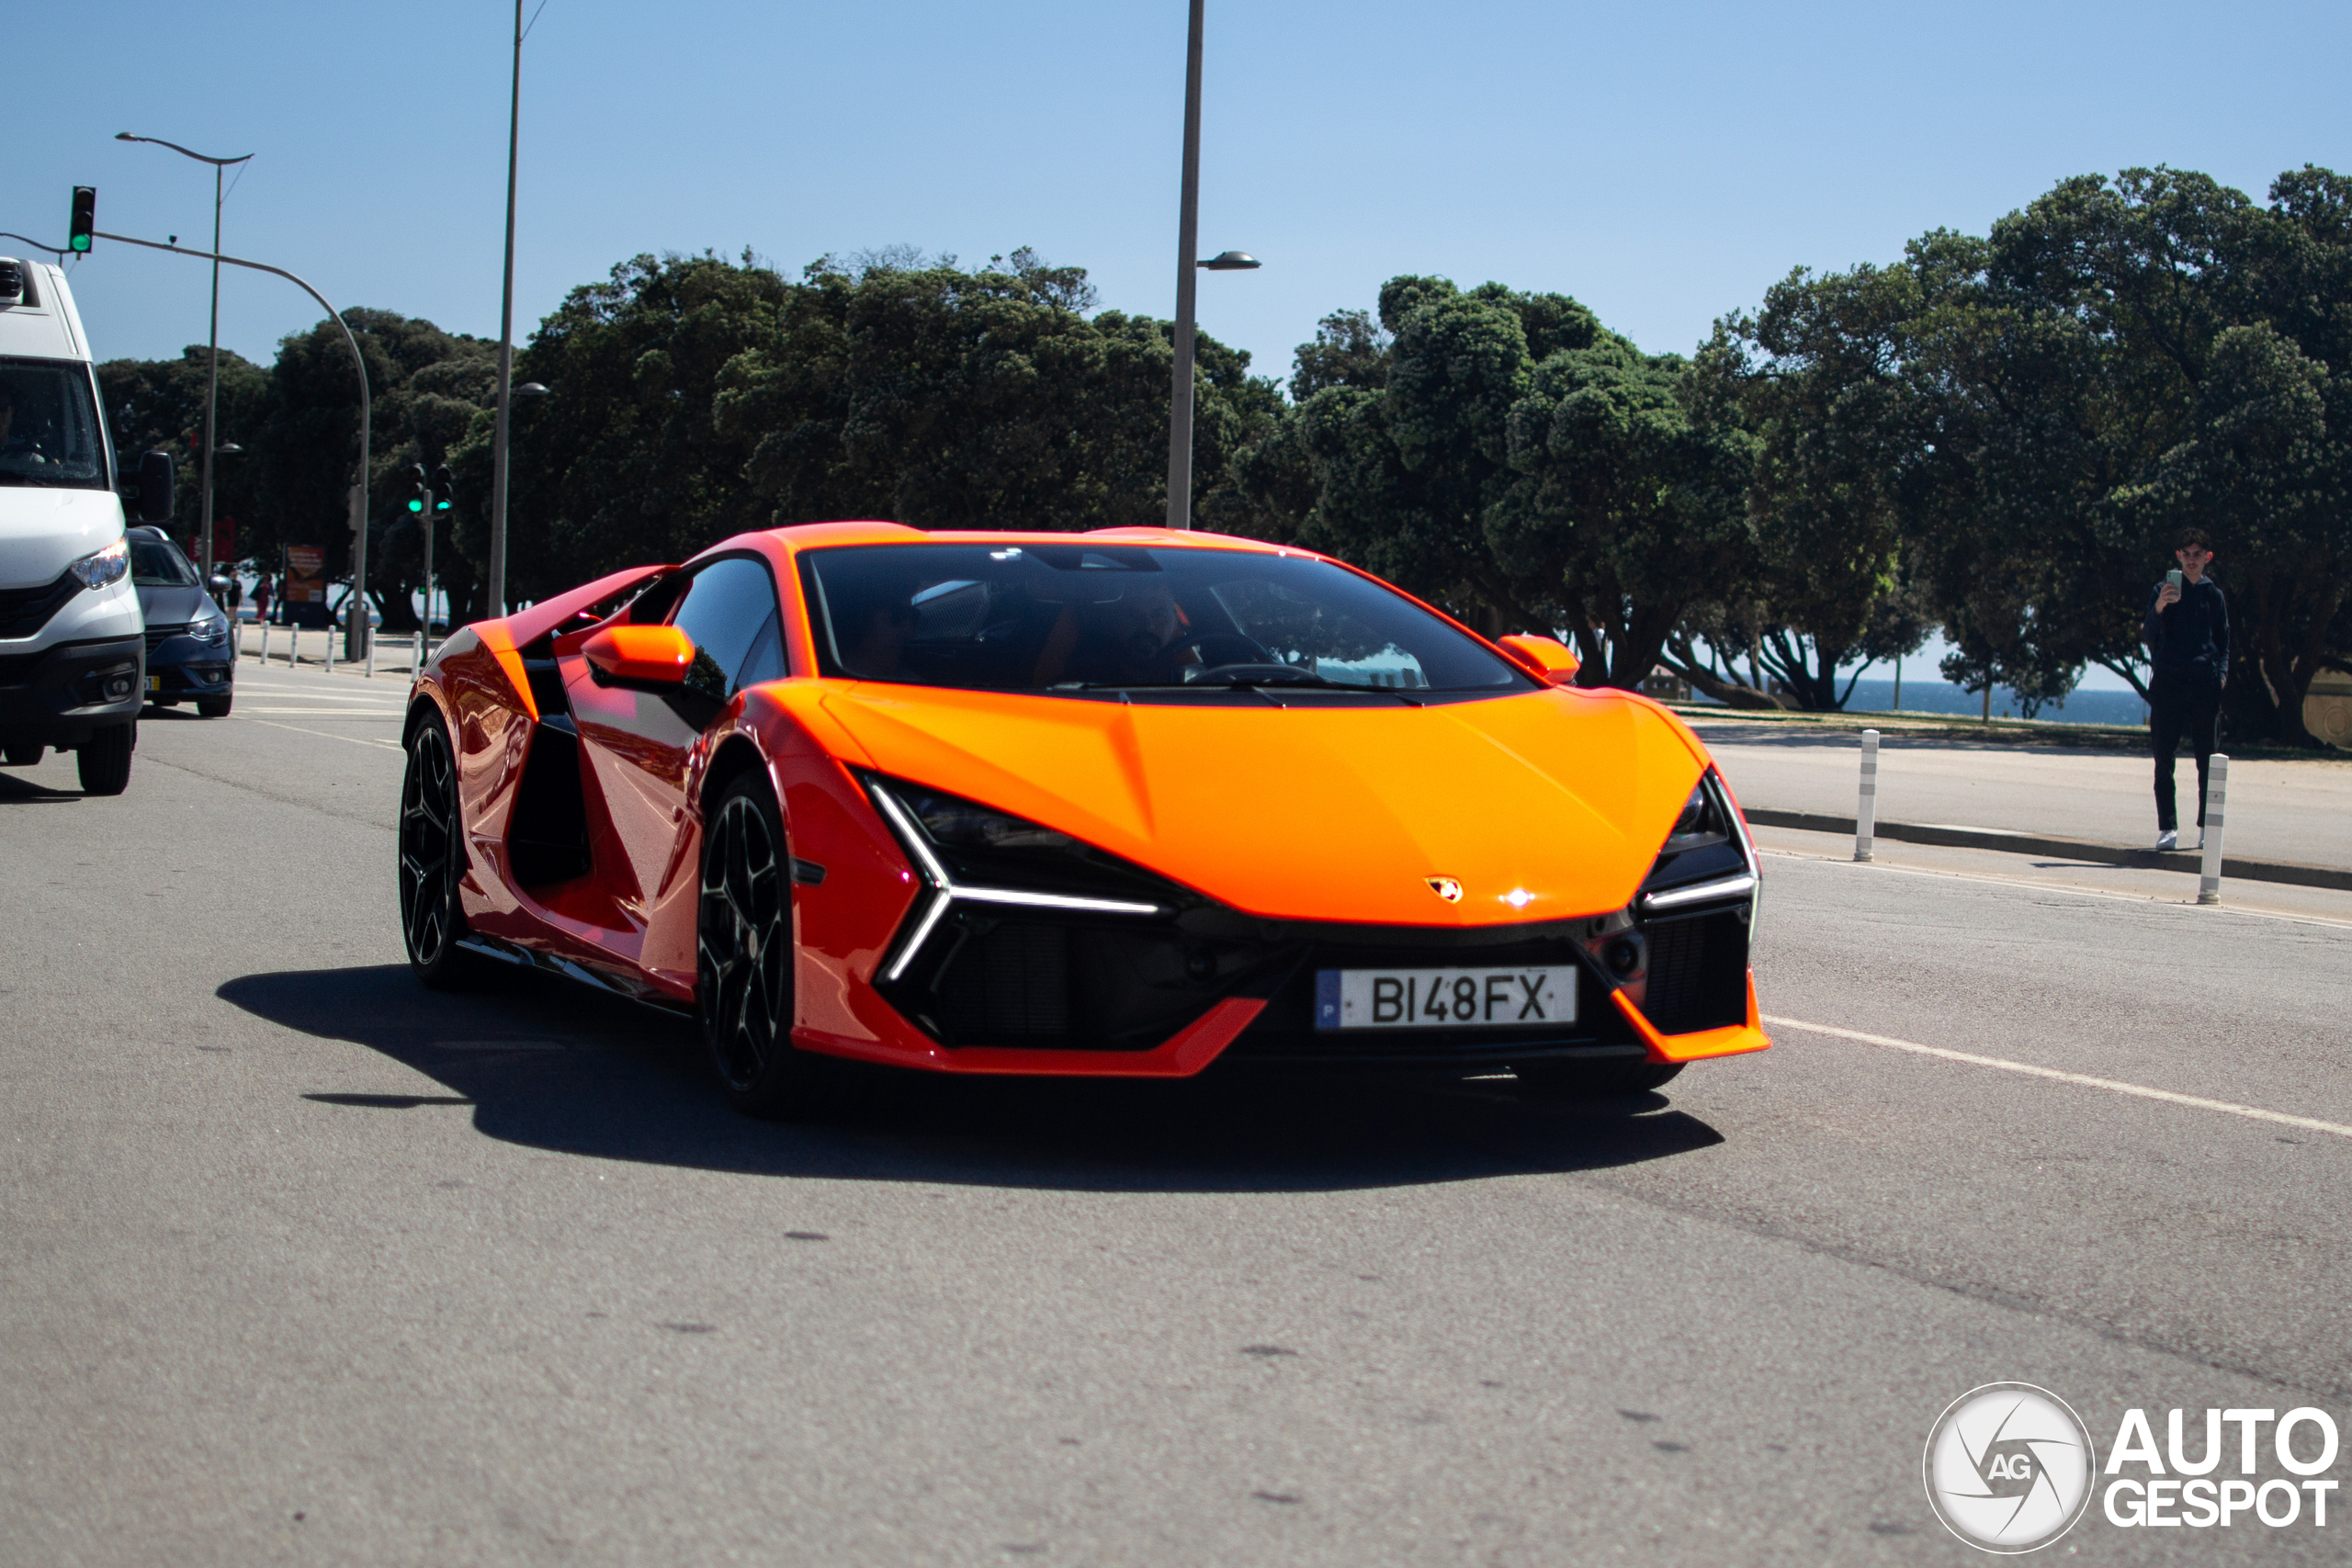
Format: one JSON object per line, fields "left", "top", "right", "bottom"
{"left": 809, "top": 683, "right": 1710, "bottom": 926}
{"left": 137, "top": 584, "right": 211, "bottom": 627}
{"left": 0, "top": 487, "right": 125, "bottom": 589}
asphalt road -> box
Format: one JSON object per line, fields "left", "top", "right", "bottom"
{"left": 6, "top": 665, "right": 2351, "bottom": 1565}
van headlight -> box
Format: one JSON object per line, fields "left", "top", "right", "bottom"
{"left": 70, "top": 537, "right": 130, "bottom": 590}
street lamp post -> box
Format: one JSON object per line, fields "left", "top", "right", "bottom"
{"left": 487, "top": 0, "right": 530, "bottom": 617}
{"left": 1161, "top": 1, "right": 1259, "bottom": 532}
{"left": 116, "top": 133, "right": 252, "bottom": 578}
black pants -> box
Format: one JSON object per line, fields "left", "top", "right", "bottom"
{"left": 2151, "top": 681, "right": 2222, "bottom": 831}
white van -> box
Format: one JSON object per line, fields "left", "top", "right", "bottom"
{"left": 0, "top": 255, "right": 174, "bottom": 794}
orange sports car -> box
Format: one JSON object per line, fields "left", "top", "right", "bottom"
{"left": 397, "top": 524, "right": 1769, "bottom": 1113}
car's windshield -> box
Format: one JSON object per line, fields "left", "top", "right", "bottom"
{"left": 0, "top": 356, "right": 107, "bottom": 490}
{"left": 800, "top": 543, "right": 1532, "bottom": 699}
{"left": 130, "top": 535, "right": 198, "bottom": 587}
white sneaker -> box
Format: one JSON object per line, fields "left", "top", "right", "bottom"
{"left": 2156, "top": 829, "right": 2178, "bottom": 851}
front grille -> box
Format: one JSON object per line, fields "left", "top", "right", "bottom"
{"left": 0, "top": 571, "right": 80, "bottom": 640}
{"left": 935, "top": 922, "right": 1070, "bottom": 1037}
{"left": 143, "top": 623, "right": 189, "bottom": 650}
{"left": 1640, "top": 911, "right": 1748, "bottom": 1033}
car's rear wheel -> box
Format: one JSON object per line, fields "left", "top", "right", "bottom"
{"left": 697, "top": 773, "right": 824, "bottom": 1117}
{"left": 1514, "top": 1059, "right": 1684, "bottom": 1098}
{"left": 77, "top": 723, "right": 134, "bottom": 795}
{"left": 198, "top": 694, "right": 232, "bottom": 718}
{"left": 398, "top": 707, "right": 481, "bottom": 988}
{"left": 3, "top": 739, "right": 40, "bottom": 767}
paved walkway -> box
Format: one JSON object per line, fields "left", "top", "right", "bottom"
{"left": 1689, "top": 716, "right": 2352, "bottom": 872}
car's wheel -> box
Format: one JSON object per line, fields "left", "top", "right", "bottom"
{"left": 697, "top": 772, "right": 824, "bottom": 1117}
{"left": 397, "top": 706, "right": 481, "bottom": 988}
{"left": 198, "top": 694, "right": 232, "bottom": 718}
{"left": 77, "top": 723, "right": 134, "bottom": 795}
{"left": 2, "top": 739, "right": 40, "bottom": 767}
{"left": 1514, "top": 1058, "right": 1684, "bottom": 1099}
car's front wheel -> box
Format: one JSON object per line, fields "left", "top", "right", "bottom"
{"left": 697, "top": 773, "right": 825, "bottom": 1117}
{"left": 398, "top": 706, "right": 481, "bottom": 988}
{"left": 77, "top": 723, "right": 133, "bottom": 795}
{"left": 198, "top": 694, "right": 232, "bottom": 718}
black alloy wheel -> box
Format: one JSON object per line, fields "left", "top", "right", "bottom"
{"left": 1514, "top": 1059, "right": 1685, "bottom": 1099}
{"left": 697, "top": 773, "right": 820, "bottom": 1116}
{"left": 398, "top": 707, "right": 480, "bottom": 987}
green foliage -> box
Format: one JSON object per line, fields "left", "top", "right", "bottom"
{"left": 96, "top": 346, "right": 269, "bottom": 537}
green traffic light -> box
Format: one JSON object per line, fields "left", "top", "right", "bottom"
{"left": 69, "top": 235, "right": 91, "bottom": 254}
{"left": 407, "top": 498, "right": 424, "bottom": 512}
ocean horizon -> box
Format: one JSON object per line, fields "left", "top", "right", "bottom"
{"left": 1688, "top": 675, "right": 2149, "bottom": 728}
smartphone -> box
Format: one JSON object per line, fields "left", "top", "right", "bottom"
{"left": 2165, "top": 569, "right": 2184, "bottom": 591}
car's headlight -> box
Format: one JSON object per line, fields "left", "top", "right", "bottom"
{"left": 69, "top": 537, "right": 129, "bottom": 590}
{"left": 862, "top": 776, "right": 1188, "bottom": 983}
{"left": 1636, "top": 771, "right": 1757, "bottom": 919}
{"left": 189, "top": 613, "right": 229, "bottom": 644}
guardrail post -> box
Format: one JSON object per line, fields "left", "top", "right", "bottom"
{"left": 2198, "top": 753, "right": 2229, "bottom": 905}
{"left": 1855, "top": 728, "right": 1879, "bottom": 862}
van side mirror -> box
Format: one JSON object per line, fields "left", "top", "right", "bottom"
{"left": 1498, "top": 633, "right": 1581, "bottom": 685}
{"left": 130, "top": 449, "right": 175, "bottom": 524}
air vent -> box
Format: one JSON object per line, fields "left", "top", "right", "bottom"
{"left": 0, "top": 260, "right": 23, "bottom": 307}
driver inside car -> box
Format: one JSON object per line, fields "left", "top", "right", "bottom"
{"left": 1069, "top": 581, "right": 1193, "bottom": 685}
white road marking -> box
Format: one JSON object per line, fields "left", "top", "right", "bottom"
{"left": 1764, "top": 1014, "right": 2352, "bottom": 1141}
{"left": 241, "top": 707, "right": 405, "bottom": 716}
{"left": 236, "top": 717, "right": 401, "bottom": 751}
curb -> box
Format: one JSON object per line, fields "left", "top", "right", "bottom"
{"left": 1743, "top": 808, "right": 2352, "bottom": 895}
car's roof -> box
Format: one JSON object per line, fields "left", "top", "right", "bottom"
{"left": 750, "top": 521, "right": 1295, "bottom": 558}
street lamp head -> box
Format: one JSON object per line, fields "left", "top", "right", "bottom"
{"left": 1197, "top": 251, "right": 1262, "bottom": 271}
{"left": 212, "top": 443, "right": 244, "bottom": 457}
{"left": 515, "top": 382, "right": 552, "bottom": 399}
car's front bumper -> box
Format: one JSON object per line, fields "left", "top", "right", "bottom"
{"left": 0, "top": 634, "right": 145, "bottom": 747}
{"left": 143, "top": 633, "right": 233, "bottom": 703}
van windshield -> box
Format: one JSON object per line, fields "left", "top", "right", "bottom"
{"left": 0, "top": 356, "right": 108, "bottom": 490}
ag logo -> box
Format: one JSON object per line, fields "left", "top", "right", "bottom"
{"left": 1924, "top": 1383, "right": 2096, "bottom": 1553}
{"left": 1425, "top": 876, "right": 1463, "bottom": 903}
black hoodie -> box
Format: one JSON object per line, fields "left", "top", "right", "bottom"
{"left": 2143, "top": 577, "right": 2229, "bottom": 689}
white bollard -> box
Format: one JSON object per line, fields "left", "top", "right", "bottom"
{"left": 366, "top": 626, "right": 377, "bottom": 678}
{"left": 2198, "top": 753, "right": 2229, "bottom": 906}
{"left": 257, "top": 619, "right": 269, "bottom": 665}
{"left": 288, "top": 625, "right": 299, "bottom": 668}
{"left": 1855, "top": 728, "right": 1880, "bottom": 862}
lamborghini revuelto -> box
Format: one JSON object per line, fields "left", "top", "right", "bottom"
{"left": 396, "top": 524, "right": 1769, "bottom": 1112}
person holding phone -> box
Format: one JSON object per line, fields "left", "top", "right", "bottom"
{"left": 2143, "top": 526, "right": 2228, "bottom": 850}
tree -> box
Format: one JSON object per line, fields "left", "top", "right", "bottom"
{"left": 96, "top": 346, "right": 269, "bottom": 547}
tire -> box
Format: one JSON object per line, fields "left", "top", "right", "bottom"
{"left": 77, "top": 723, "right": 134, "bottom": 795}
{"left": 2, "top": 740, "right": 40, "bottom": 767}
{"left": 198, "top": 694, "right": 232, "bottom": 718}
{"left": 397, "top": 706, "right": 484, "bottom": 988}
{"left": 697, "top": 772, "right": 826, "bottom": 1117}
{"left": 1514, "top": 1058, "right": 1684, "bottom": 1099}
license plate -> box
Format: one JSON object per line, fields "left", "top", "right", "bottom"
{"left": 145, "top": 675, "right": 161, "bottom": 692}
{"left": 1315, "top": 965, "right": 1577, "bottom": 1030}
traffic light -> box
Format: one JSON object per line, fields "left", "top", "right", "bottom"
{"left": 404, "top": 463, "right": 428, "bottom": 514}
{"left": 431, "top": 464, "right": 454, "bottom": 514}
{"left": 68, "top": 187, "right": 96, "bottom": 254}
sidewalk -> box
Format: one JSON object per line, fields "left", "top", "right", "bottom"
{"left": 233, "top": 624, "right": 433, "bottom": 679}
{"left": 1688, "top": 713, "right": 2352, "bottom": 873}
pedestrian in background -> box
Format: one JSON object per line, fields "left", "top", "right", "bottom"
{"left": 2143, "top": 526, "right": 2228, "bottom": 851}
{"left": 251, "top": 575, "right": 272, "bottom": 627}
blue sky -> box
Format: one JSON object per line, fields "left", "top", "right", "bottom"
{"left": 18, "top": 1, "right": 2349, "bottom": 683}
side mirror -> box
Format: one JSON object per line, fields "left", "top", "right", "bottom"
{"left": 1498, "top": 633, "right": 1580, "bottom": 686}
{"left": 582, "top": 623, "right": 695, "bottom": 689}
{"left": 131, "top": 449, "right": 175, "bottom": 524}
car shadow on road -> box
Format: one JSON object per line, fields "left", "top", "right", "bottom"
{"left": 218, "top": 963, "right": 1727, "bottom": 1195}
